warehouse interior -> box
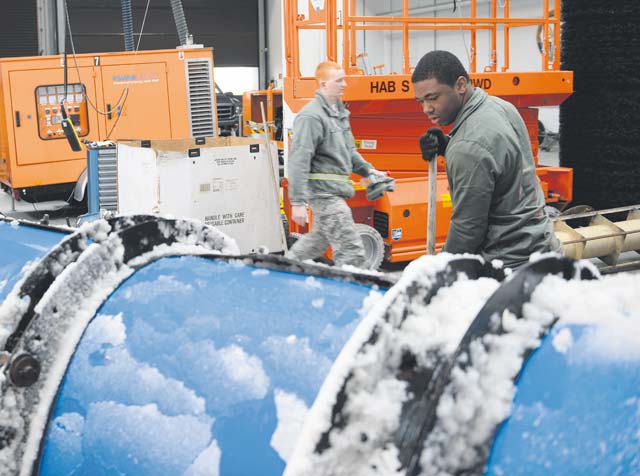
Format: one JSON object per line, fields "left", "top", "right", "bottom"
{"left": 0, "top": 1, "right": 638, "bottom": 475}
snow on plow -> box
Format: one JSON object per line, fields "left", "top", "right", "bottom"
{"left": 285, "top": 255, "right": 639, "bottom": 476}
{"left": 0, "top": 215, "right": 638, "bottom": 476}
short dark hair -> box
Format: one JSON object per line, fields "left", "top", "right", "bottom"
{"left": 411, "top": 50, "right": 469, "bottom": 87}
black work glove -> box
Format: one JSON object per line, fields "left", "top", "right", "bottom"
{"left": 419, "top": 127, "right": 450, "bottom": 162}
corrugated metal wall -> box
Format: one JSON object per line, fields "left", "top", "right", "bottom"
{"left": 0, "top": 0, "right": 39, "bottom": 57}
{"left": 0, "top": 0, "right": 258, "bottom": 66}
{"left": 65, "top": 0, "right": 259, "bottom": 67}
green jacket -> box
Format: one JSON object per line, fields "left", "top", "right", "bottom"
{"left": 287, "top": 91, "right": 372, "bottom": 204}
{"left": 443, "top": 87, "right": 560, "bottom": 268}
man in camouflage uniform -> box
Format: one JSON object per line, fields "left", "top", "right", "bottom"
{"left": 413, "top": 51, "right": 561, "bottom": 268}
{"left": 285, "top": 61, "right": 387, "bottom": 268}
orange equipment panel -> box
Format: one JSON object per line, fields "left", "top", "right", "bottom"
{"left": 0, "top": 48, "right": 218, "bottom": 198}
{"left": 35, "top": 83, "right": 89, "bottom": 141}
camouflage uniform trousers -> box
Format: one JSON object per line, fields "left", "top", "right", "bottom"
{"left": 286, "top": 195, "right": 366, "bottom": 268}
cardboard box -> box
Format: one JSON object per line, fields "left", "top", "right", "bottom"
{"left": 117, "top": 137, "right": 284, "bottom": 253}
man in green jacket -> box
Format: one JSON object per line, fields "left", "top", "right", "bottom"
{"left": 286, "top": 61, "right": 387, "bottom": 268}
{"left": 412, "top": 50, "right": 561, "bottom": 269}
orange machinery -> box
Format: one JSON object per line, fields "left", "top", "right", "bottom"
{"left": 0, "top": 47, "right": 219, "bottom": 201}
{"left": 246, "top": 0, "right": 574, "bottom": 264}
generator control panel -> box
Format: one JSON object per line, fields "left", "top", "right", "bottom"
{"left": 36, "top": 83, "right": 89, "bottom": 140}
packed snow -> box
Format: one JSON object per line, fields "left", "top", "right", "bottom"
{"left": 65, "top": 313, "right": 206, "bottom": 416}
{"left": 121, "top": 274, "right": 195, "bottom": 303}
{"left": 271, "top": 389, "right": 310, "bottom": 462}
{"left": 82, "top": 401, "right": 216, "bottom": 475}
{"left": 286, "top": 254, "right": 639, "bottom": 476}
{"left": 285, "top": 253, "right": 501, "bottom": 476}
{"left": 261, "top": 335, "right": 335, "bottom": 392}
{"left": 552, "top": 327, "right": 574, "bottom": 354}
{"left": 532, "top": 273, "right": 640, "bottom": 362}
{"left": 419, "top": 305, "right": 557, "bottom": 475}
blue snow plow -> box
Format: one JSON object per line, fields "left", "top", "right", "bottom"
{"left": 0, "top": 218, "right": 71, "bottom": 303}
{"left": 282, "top": 255, "right": 639, "bottom": 476}
{"left": 0, "top": 214, "right": 638, "bottom": 476}
{"left": 487, "top": 320, "right": 640, "bottom": 475}
{"left": 0, "top": 215, "right": 393, "bottom": 476}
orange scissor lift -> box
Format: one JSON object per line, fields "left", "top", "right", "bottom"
{"left": 248, "top": 0, "right": 574, "bottom": 264}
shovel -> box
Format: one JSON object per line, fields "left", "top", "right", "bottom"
{"left": 423, "top": 127, "right": 448, "bottom": 255}
{"left": 427, "top": 152, "right": 437, "bottom": 255}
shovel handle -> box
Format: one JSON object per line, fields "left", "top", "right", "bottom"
{"left": 427, "top": 157, "right": 437, "bottom": 255}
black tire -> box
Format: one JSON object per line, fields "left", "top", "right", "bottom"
{"left": 69, "top": 193, "right": 88, "bottom": 215}
{"left": 538, "top": 120, "right": 546, "bottom": 146}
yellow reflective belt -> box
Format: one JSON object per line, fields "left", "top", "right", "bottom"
{"left": 308, "top": 173, "right": 351, "bottom": 183}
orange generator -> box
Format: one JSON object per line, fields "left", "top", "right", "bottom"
{"left": 0, "top": 47, "right": 219, "bottom": 202}
{"left": 245, "top": 0, "right": 574, "bottom": 266}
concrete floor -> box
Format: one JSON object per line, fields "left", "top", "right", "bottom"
{"left": 0, "top": 191, "right": 80, "bottom": 228}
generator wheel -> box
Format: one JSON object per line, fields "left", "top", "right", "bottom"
{"left": 355, "top": 223, "right": 385, "bottom": 270}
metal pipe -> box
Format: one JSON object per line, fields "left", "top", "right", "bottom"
{"left": 349, "top": 0, "right": 356, "bottom": 71}
{"left": 258, "top": 0, "right": 266, "bottom": 89}
{"left": 37, "top": 0, "right": 57, "bottom": 55}
{"left": 327, "top": 0, "right": 337, "bottom": 61}
{"left": 489, "top": 0, "right": 496, "bottom": 71}
{"left": 553, "top": 0, "right": 560, "bottom": 69}
{"left": 470, "top": 0, "right": 477, "bottom": 72}
{"left": 377, "top": 0, "right": 491, "bottom": 18}
{"left": 542, "top": 0, "right": 549, "bottom": 69}
{"left": 120, "top": 0, "right": 135, "bottom": 51}
{"left": 56, "top": 0, "right": 65, "bottom": 54}
{"left": 302, "top": 16, "right": 547, "bottom": 26}
{"left": 502, "top": 0, "right": 510, "bottom": 71}
{"left": 554, "top": 206, "right": 640, "bottom": 266}
{"left": 403, "top": 0, "right": 409, "bottom": 74}
{"left": 297, "top": 24, "right": 497, "bottom": 31}
{"left": 285, "top": 0, "right": 295, "bottom": 78}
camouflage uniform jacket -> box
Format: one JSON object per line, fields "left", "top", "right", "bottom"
{"left": 287, "top": 91, "right": 373, "bottom": 205}
{"left": 443, "top": 87, "right": 561, "bottom": 268}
